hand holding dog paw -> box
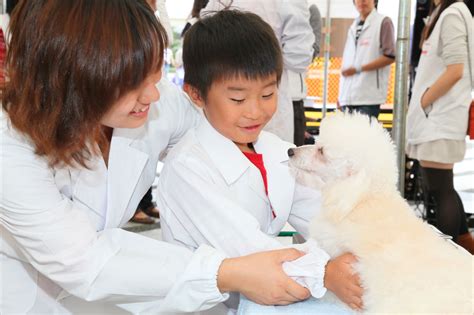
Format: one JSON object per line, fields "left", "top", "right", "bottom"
{"left": 218, "top": 248, "right": 311, "bottom": 306}
{"left": 324, "top": 253, "right": 364, "bottom": 311}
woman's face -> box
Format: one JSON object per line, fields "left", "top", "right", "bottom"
{"left": 100, "top": 71, "right": 162, "bottom": 129}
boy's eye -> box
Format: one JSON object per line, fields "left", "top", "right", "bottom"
{"left": 262, "top": 93, "right": 274, "bottom": 99}
{"left": 318, "top": 147, "right": 324, "bottom": 155}
{"left": 230, "top": 98, "right": 245, "bottom": 104}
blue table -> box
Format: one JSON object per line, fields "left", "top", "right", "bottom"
{"left": 237, "top": 297, "right": 355, "bottom": 315}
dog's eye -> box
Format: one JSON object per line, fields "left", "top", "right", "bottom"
{"left": 318, "top": 147, "right": 324, "bottom": 155}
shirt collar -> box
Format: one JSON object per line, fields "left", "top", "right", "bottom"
{"left": 195, "top": 118, "right": 252, "bottom": 185}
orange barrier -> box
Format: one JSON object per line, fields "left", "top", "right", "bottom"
{"left": 305, "top": 57, "right": 396, "bottom": 107}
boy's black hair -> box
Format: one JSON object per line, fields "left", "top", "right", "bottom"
{"left": 183, "top": 10, "right": 283, "bottom": 99}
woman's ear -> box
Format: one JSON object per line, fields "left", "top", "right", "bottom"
{"left": 183, "top": 83, "right": 205, "bottom": 108}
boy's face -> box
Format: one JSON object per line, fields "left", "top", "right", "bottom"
{"left": 187, "top": 74, "right": 278, "bottom": 151}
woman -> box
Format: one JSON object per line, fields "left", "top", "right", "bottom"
{"left": 0, "top": 1, "right": 311, "bottom": 314}
{"left": 406, "top": 0, "right": 474, "bottom": 254}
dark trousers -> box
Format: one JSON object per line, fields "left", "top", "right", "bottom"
{"left": 293, "top": 100, "right": 306, "bottom": 146}
{"left": 137, "top": 188, "right": 154, "bottom": 211}
{"left": 341, "top": 105, "right": 381, "bottom": 120}
{"left": 420, "top": 167, "right": 468, "bottom": 241}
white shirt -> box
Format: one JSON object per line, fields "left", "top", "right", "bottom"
{"left": 201, "top": 0, "right": 315, "bottom": 142}
{"left": 0, "top": 79, "right": 229, "bottom": 314}
{"left": 157, "top": 118, "right": 330, "bottom": 304}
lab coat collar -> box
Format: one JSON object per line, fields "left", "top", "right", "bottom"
{"left": 353, "top": 8, "right": 377, "bottom": 31}
{"left": 195, "top": 118, "right": 294, "bottom": 224}
{"left": 195, "top": 118, "right": 252, "bottom": 185}
{"left": 255, "top": 132, "right": 295, "bottom": 232}
{"left": 253, "top": 132, "right": 291, "bottom": 164}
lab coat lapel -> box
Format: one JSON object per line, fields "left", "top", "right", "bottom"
{"left": 104, "top": 126, "right": 150, "bottom": 228}
{"left": 71, "top": 155, "right": 108, "bottom": 227}
{"left": 254, "top": 132, "right": 295, "bottom": 229}
{"left": 196, "top": 119, "right": 269, "bottom": 202}
{"left": 195, "top": 119, "right": 246, "bottom": 180}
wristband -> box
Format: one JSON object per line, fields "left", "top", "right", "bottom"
{"left": 355, "top": 65, "right": 363, "bottom": 74}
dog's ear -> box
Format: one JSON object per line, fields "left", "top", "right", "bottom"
{"left": 322, "top": 168, "right": 371, "bottom": 223}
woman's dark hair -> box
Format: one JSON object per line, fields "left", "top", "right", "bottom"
{"left": 423, "top": 0, "right": 462, "bottom": 40}
{"left": 6, "top": 0, "right": 19, "bottom": 14}
{"left": 1, "top": 0, "right": 167, "bottom": 167}
{"left": 191, "top": 0, "right": 210, "bottom": 18}
{"left": 465, "top": 0, "right": 474, "bottom": 15}
{"left": 183, "top": 10, "right": 283, "bottom": 99}
{"left": 181, "top": 0, "right": 210, "bottom": 37}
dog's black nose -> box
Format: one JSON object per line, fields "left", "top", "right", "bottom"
{"left": 287, "top": 148, "right": 295, "bottom": 157}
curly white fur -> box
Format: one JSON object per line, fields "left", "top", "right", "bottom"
{"left": 289, "top": 112, "right": 473, "bottom": 314}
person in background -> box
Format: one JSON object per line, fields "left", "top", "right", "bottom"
{"left": 131, "top": 0, "right": 174, "bottom": 224}
{"left": 181, "top": 0, "right": 209, "bottom": 37}
{"left": 406, "top": 0, "right": 474, "bottom": 254}
{"left": 0, "top": 1, "right": 313, "bottom": 313}
{"left": 289, "top": 3, "right": 323, "bottom": 146}
{"left": 201, "top": 0, "right": 315, "bottom": 143}
{"left": 309, "top": 4, "right": 322, "bottom": 60}
{"left": 0, "top": 0, "right": 19, "bottom": 85}
{"left": 338, "top": 0, "right": 396, "bottom": 120}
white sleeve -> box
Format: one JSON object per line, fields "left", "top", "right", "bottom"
{"left": 157, "top": 156, "right": 285, "bottom": 257}
{"left": 155, "top": 0, "right": 173, "bottom": 46}
{"left": 279, "top": 0, "right": 315, "bottom": 73}
{"left": 288, "top": 183, "right": 322, "bottom": 241}
{"left": 156, "top": 78, "right": 202, "bottom": 153}
{"left": 0, "top": 129, "right": 227, "bottom": 312}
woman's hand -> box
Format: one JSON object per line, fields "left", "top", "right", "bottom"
{"left": 324, "top": 253, "right": 364, "bottom": 311}
{"left": 342, "top": 67, "right": 357, "bottom": 77}
{"left": 421, "top": 88, "right": 431, "bottom": 109}
{"left": 217, "top": 248, "right": 311, "bottom": 305}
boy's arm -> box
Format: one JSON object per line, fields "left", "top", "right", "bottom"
{"left": 157, "top": 157, "right": 284, "bottom": 258}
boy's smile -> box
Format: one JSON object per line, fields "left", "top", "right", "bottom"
{"left": 186, "top": 74, "right": 278, "bottom": 152}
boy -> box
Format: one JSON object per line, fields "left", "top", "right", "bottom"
{"left": 157, "top": 10, "right": 363, "bottom": 311}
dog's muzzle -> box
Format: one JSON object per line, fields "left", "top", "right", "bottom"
{"left": 287, "top": 148, "right": 295, "bottom": 157}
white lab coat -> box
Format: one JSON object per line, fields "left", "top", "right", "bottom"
{"left": 201, "top": 0, "right": 315, "bottom": 143}
{"left": 157, "top": 118, "right": 329, "bottom": 308}
{"left": 0, "top": 79, "right": 230, "bottom": 314}
{"left": 155, "top": 0, "right": 173, "bottom": 46}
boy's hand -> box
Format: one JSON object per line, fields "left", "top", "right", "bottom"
{"left": 217, "top": 248, "right": 311, "bottom": 305}
{"left": 324, "top": 253, "right": 364, "bottom": 311}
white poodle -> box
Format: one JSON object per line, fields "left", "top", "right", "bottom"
{"left": 288, "top": 113, "right": 473, "bottom": 314}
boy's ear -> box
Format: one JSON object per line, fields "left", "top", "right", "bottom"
{"left": 183, "top": 83, "right": 205, "bottom": 108}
